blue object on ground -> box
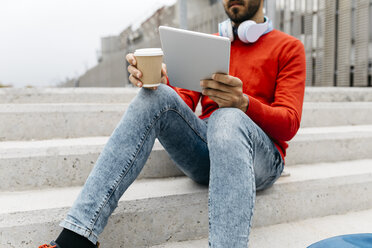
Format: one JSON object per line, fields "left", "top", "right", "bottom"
{"left": 307, "top": 233, "right": 372, "bottom": 248}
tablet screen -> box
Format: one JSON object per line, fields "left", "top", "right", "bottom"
{"left": 159, "top": 26, "right": 230, "bottom": 92}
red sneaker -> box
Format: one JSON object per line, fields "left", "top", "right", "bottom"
{"left": 38, "top": 240, "right": 100, "bottom": 248}
{"left": 38, "top": 241, "right": 59, "bottom": 248}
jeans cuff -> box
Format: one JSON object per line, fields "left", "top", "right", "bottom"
{"left": 59, "top": 219, "right": 99, "bottom": 245}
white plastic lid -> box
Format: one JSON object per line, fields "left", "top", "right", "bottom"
{"left": 134, "top": 48, "right": 163, "bottom": 56}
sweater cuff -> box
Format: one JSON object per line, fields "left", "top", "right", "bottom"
{"left": 245, "top": 95, "right": 263, "bottom": 117}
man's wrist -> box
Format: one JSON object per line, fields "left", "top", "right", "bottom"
{"left": 240, "top": 93, "right": 249, "bottom": 112}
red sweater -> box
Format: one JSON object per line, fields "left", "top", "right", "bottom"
{"left": 167, "top": 29, "right": 306, "bottom": 162}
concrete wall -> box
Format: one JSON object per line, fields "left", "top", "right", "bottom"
{"left": 101, "top": 36, "right": 121, "bottom": 61}
{"left": 175, "top": 0, "right": 211, "bottom": 21}
{"left": 78, "top": 50, "right": 127, "bottom": 87}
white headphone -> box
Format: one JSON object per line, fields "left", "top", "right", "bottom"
{"left": 218, "top": 17, "right": 272, "bottom": 43}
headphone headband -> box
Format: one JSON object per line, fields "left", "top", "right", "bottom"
{"left": 218, "top": 19, "right": 234, "bottom": 42}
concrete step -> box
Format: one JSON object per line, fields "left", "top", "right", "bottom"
{"left": 151, "top": 208, "right": 372, "bottom": 248}
{"left": 0, "top": 87, "right": 140, "bottom": 104}
{"left": 1, "top": 159, "right": 372, "bottom": 247}
{"left": 286, "top": 125, "right": 372, "bottom": 165}
{"left": 1, "top": 87, "right": 372, "bottom": 104}
{"left": 0, "top": 138, "right": 184, "bottom": 191}
{"left": 1, "top": 125, "right": 372, "bottom": 191}
{"left": 1, "top": 102, "right": 372, "bottom": 141}
{"left": 301, "top": 102, "right": 372, "bottom": 127}
{"left": 303, "top": 87, "right": 372, "bottom": 102}
{"left": 0, "top": 103, "right": 128, "bottom": 141}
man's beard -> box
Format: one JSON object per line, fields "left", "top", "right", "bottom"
{"left": 224, "top": 0, "right": 261, "bottom": 24}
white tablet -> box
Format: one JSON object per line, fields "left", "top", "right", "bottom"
{"left": 159, "top": 26, "right": 231, "bottom": 92}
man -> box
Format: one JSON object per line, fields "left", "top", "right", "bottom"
{"left": 39, "top": 0, "right": 305, "bottom": 247}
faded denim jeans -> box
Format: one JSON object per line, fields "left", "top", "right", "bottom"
{"left": 60, "top": 84, "right": 284, "bottom": 248}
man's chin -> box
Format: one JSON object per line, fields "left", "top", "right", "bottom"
{"left": 230, "top": 5, "right": 243, "bottom": 13}
{"left": 229, "top": 13, "right": 245, "bottom": 23}
{"left": 224, "top": 5, "right": 251, "bottom": 23}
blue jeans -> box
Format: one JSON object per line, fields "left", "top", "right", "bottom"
{"left": 60, "top": 84, "right": 284, "bottom": 247}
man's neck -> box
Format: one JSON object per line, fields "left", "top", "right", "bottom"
{"left": 250, "top": 12, "right": 265, "bottom": 24}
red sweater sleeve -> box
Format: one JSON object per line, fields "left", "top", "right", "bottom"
{"left": 165, "top": 76, "right": 201, "bottom": 112}
{"left": 246, "top": 40, "right": 306, "bottom": 141}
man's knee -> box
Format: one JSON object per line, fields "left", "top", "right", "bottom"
{"left": 207, "top": 108, "right": 254, "bottom": 144}
{"left": 135, "top": 84, "right": 179, "bottom": 108}
{"left": 121, "top": 84, "right": 181, "bottom": 126}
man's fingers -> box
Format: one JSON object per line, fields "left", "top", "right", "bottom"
{"left": 129, "top": 74, "right": 143, "bottom": 87}
{"left": 161, "top": 67, "right": 166, "bottom": 77}
{"left": 161, "top": 63, "right": 168, "bottom": 84}
{"left": 202, "top": 88, "right": 232, "bottom": 101}
{"left": 128, "top": 65, "right": 142, "bottom": 78}
{"left": 161, "top": 76, "right": 167, "bottom": 85}
{"left": 200, "top": 79, "right": 232, "bottom": 93}
{"left": 208, "top": 95, "right": 230, "bottom": 107}
{"left": 161, "top": 63, "right": 167, "bottom": 76}
{"left": 212, "top": 73, "right": 242, "bottom": 87}
{"left": 126, "top": 53, "right": 137, "bottom": 66}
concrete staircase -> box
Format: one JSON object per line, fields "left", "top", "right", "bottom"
{"left": 1, "top": 87, "right": 372, "bottom": 247}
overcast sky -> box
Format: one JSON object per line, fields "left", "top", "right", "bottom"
{"left": 0, "top": 0, "right": 176, "bottom": 87}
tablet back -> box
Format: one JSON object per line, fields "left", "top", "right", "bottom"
{"left": 159, "top": 26, "right": 230, "bottom": 92}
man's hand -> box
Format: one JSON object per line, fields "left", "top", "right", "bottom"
{"left": 200, "top": 73, "right": 249, "bottom": 112}
{"left": 126, "top": 53, "right": 167, "bottom": 90}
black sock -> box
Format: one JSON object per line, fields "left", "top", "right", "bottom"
{"left": 55, "top": 228, "right": 96, "bottom": 248}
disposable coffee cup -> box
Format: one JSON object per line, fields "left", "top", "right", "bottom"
{"left": 134, "top": 48, "right": 164, "bottom": 87}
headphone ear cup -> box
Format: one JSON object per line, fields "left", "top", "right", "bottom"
{"left": 238, "top": 20, "right": 269, "bottom": 43}
{"left": 237, "top": 20, "right": 259, "bottom": 43}
{"left": 218, "top": 19, "right": 234, "bottom": 42}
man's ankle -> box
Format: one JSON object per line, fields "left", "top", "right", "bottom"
{"left": 56, "top": 228, "right": 97, "bottom": 248}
